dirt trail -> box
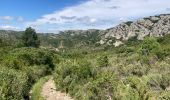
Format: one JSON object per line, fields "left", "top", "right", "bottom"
{"left": 41, "top": 78, "right": 73, "bottom": 100}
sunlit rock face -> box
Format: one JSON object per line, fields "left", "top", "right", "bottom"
{"left": 100, "top": 14, "right": 170, "bottom": 46}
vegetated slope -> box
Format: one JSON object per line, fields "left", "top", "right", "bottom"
{"left": 1, "top": 14, "right": 170, "bottom": 48}
{"left": 53, "top": 34, "right": 170, "bottom": 100}
{"left": 0, "top": 29, "right": 101, "bottom": 48}
{"left": 0, "top": 30, "right": 23, "bottom": 46}
{"left": 0, "top": 30, "right": 22, "bottom": 40}
{"left": 39, "top": 29, "right": 101, "bottom": 48}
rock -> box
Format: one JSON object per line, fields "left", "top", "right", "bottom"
{"left": 100, "top": 14, "right": 170, "bottom": 46}
{"left": 114, "top": 41, "right": 123, "bottom": 47}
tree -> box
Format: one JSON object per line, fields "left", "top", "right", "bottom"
{"left": 22, "top": 27, "right": 40, "bottom": 47}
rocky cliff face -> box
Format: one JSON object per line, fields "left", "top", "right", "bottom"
{"left": 100, "top": 14, "right": 170, "bottom": 46}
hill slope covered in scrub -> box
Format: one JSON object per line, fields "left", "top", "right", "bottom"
{"left": 53, "top": 33, "right": 170, "bottom": 100}
{"left": 0, "top": 14, "right": 170, "bottom": 100}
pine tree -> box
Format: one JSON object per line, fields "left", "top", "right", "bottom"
{"left": 22, "top": 27, "right": 40, "bottom": 47}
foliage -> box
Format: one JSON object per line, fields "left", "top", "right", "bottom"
{"left": 139, "top": 37, "right": 161, "bottom": 56}
{"left": 22, "top": 27, "right": 40, "bottom": 47}
{"left": 0, "top": 67, "right": 28, "bottom": 100}
{"left": 82, "top": 72, "right": 117, "bottom": 100}
{"left": 1, "top": 47, "right": 54, "bottom": 71}
{"left": 97, "top": 55, "right": 109, "bottom": 67}
{"left": 0, "top": 28, "right": 170, "bottom": 100}
{"left": 0, "top": 46, "right": 56, "bottom": 99}
{"left": 53, "top": 34, "right": 170, "bottom": 100}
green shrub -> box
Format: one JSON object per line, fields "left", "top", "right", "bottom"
{"left": 159, "top": 91, "right": 170, "bottom": 100}
{"left": 114, "top": 81, "right": 140, "bottom": 100}
{"left": 0, "top": 67, "right": 28, "bottom": 100}
{"left": 24, "top": 65, "right": 48, "bottom": 85}
{"left": 0, "top": 47, "right": 56, "bottom": 99}
{"left": 2, "top": 47, "right": 54, "bottom": 72}
{"left": 126, "top": 76, "right": 148, "bottom": 99}
{"left": 157, "top": 34, "right": 170, "bottom": 45}
{"left": 74, "top": 72, "right": 118, "bottom": 100}
{"left": 139, "top": 37, "right": 161, "bottom": 56}
{"left": 97, "top": 55, "right": 109, "bottom": 67}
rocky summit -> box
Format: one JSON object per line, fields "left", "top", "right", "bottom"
{"left": 100, "top": 14, "right": 170, "bottom": 46}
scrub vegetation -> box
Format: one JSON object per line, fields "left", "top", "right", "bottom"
{"left": 0, "top": 27, "right": 170, "bottom": 100}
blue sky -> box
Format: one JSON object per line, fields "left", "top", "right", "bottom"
{"left": 0, "top": 0, "right": 170, "bottom": 33}
{"left": 0, "top": 0, "right": 86, "bottom": 20}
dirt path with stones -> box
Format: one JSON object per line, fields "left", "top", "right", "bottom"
{"left": 41, "top": 78, "right": 73, "bottom": 100}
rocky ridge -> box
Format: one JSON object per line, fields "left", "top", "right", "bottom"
{"left": 100, "top": 14, "right": 170, "bottom": 46}
{"left": 59, "top": 14, "right": 170, "bottom": 46}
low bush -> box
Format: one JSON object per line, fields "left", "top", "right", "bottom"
{"left": 0, "top": 47, "right": 56, "bottom": 99}
{"left": 0, "top": 67, "right": 28, "bottom": 100}
{"left": 1, "top": 47, "right": 54, "bottom": 72}
{"left": 139, "top": 37, "right": 161, "bottom": 56}
{"left": 97, "top": 55, "right": 109, "bottom": 67}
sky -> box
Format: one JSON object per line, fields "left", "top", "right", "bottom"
{"left": 0, "top": 0, "right": 170, "bottom": 33}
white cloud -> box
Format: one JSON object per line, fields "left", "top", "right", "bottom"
{"left": 0, "top": 25, "right": 20, "bottom": 30}
{"left": 0, "top": 16, "right": 14, "bottom": 20}
{"left": 17, "top": 16, "right": 24, "bottom": 22}
{"left": 27, "top": 0, "right": 170, "bottom": 31}
{"left": 0, "top": 16, "right": 25, "bottom": 22}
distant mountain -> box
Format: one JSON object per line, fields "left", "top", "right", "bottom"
{"left": 1, "top": 14, "right": 170, "bottom": 48}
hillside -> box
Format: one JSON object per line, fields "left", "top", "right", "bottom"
{"left": 0, "top": 30, "right": 101, "bottom": 50}
{"left": 1, "top": 14, "right": 170, "bottom": 48}
{"left": 39, "top": 29, "right": 101, "bottom": 48}
{"left": 57, "top": 14, "right": 170, "bottom": 47}
{"left": 0, "top": 14, "right": 170, "bottom": 100}
{"left": 44, "top": 14, "right": 170, "bottom": 48}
